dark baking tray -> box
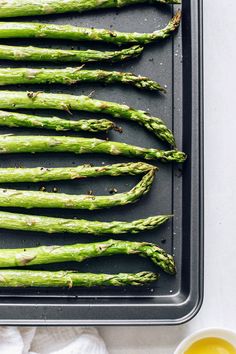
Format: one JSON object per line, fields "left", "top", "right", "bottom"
{"left": 0, "top": 0, "right": 203, "bottom": 324}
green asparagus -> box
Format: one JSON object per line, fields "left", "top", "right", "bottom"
{"left": 0, "top": 162, "right": 155, "bottom": 183}
{"left": 0, "top": 270, "right": 159, "bottom": 287}
{"left": 0, "top": 67, "right": 165, "bottom": 92}
{"left": 0, "top": 110, "right": 114, "bottom": 133}
{"left": 0, "top": 210, "right": 171, "bottom": 235}
{"left": 0, "top": 169, "right": 155, "bottom": 210}
{"left": 0, "top": 44, "right": 143, "bottom": 63}
{"left": 0, "top": 135, "right": 187, "bottom": 162}
{"left": 0, "top": 91, "right": 175, "bottom": 145}
{"left": 0, "top": 239, "right": 176, "bottom": 274}
{"left": 0, "top": 0, "right": 181, "bottom": 18}
{"left": 0, "top": 11, "right": 181, "bottom": 46}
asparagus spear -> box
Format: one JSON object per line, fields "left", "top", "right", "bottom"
{"left": 0, "top": 239, "right": 176, "bottom": 274}
{"left": 0, "top": 110, "right": 114, "bottom": 133}
{"left": 0, "top": 67, "right": 165, "bottom": 92}
{"left": 0, "top": 162, "right": 155, "bottom": 183}
{"left": 0, "top": 135, "right": 187, "bottom": 162}
{"left": 0, "top": 0, "right": 181, "bottom": 18}
{"left": 0, "top": 210, "right": 171, "bottom": 235}
{"left": 0, "top": 44, "right": 143, "bottom": 63}
{"left": 0, "top": 91, "right": 174, "bottom": 145}
{"left": 0, "top": 169, "right": 155, "bottom": 210}
{"left": 0, "top": 270, "right": 159, "bottom": 287}
{"left": 0, "top": 11, "right": 181, "bottom": 46}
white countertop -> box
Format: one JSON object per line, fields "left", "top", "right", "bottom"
{"left": 99, "top": 0, "right": 236, "bottom": 352}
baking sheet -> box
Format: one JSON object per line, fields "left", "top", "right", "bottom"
{"left": 0, "top": 0, "right": 203, "bottom": 324}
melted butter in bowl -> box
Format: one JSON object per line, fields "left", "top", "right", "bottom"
{"left": 185, "top": 337, "right": 236, "bottom": 354}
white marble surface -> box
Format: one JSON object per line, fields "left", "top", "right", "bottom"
{"left": 99, "top": 0, "right": 236, "bottom": 352}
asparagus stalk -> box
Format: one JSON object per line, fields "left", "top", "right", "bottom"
{"left": 0, "top": 44, "right": 143, "bottom": 63}
{"left": 0, "top": 67, "right": 165, "bottom": 92}
{"left": 0, "top": 135, "right": 187, "bottom": 162}
{"left": 0, "top": 239, "right": 176, "bottom": 274}
{"left": 0, "top": 11, "right": 181, "bottom": 46}
{"left": 0, "top": 0, "right": 181, "bottom": 18}
{"left": 0, "top": 162, "right": 155, "bottom": 183}
{"left": 0, "top": 110, "right": 114, "bottom": 133}
{"left": 0, "top": 270, "right": 159, "bottom": 287}
{"left": 0, "top": 210, "right": 171, "bottom": 235}
{"left": 0, "top": 169, "right": 155, "bottom": 210}
{"left": 0, "top": 91, "right": 175, "bottom": 145}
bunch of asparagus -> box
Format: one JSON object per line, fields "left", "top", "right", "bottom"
{"left": 0, "top": 160, "right": 176, "bottom": 287}
{"left": 0, "top": 239, "right": 175, "bottom": 287}
{"left": 0, "top": 0, "right": 183, "bottom": 288}
{"left": 0, "top": 11, "right": 180, "bottom": 64}
{"left": 0, "top": 91, "right": 179, "bottom": 146}
{"left": 0, "top": 165, "right": 156, "bottom": 210}
{"left": 0, "top": 161, "right": 176, "bottom": 288}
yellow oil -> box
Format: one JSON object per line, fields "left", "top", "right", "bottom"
{"left": 184, "top": 337, "right": 236, "bottom": 354}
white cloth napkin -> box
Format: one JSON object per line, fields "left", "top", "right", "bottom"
{"left": 0, "top": 326, "right": 109, "bottom": 354}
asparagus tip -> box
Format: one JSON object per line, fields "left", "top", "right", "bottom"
{"left": 145, "top": 243, "right": 177, "bottom": 275}
{"left": 177, "top": 151, "right": 187, "bottom": 163}
{"left": 138, "top": 271, "right": 160, "bottom": 284}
